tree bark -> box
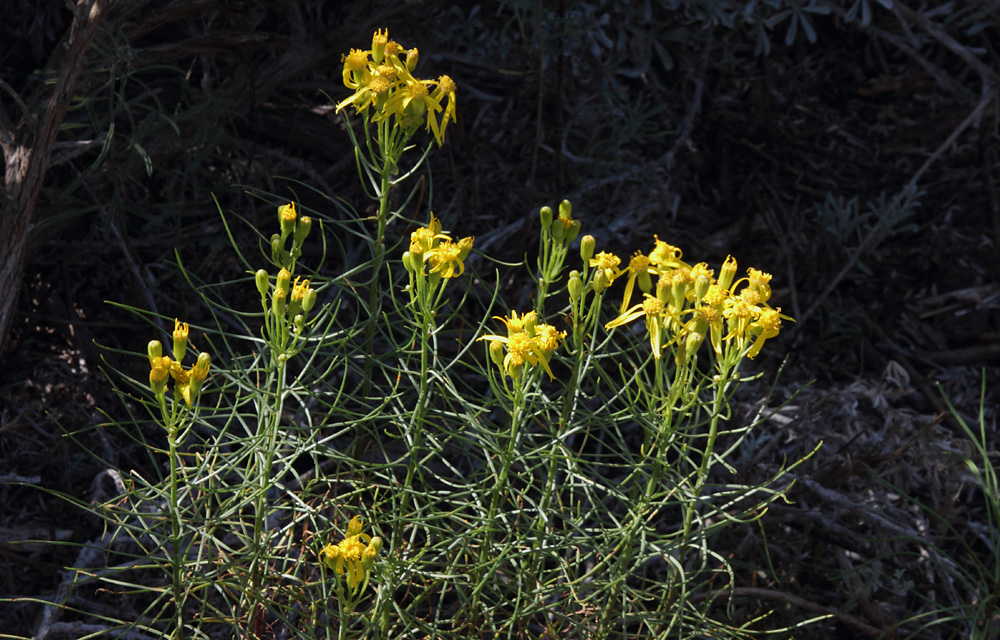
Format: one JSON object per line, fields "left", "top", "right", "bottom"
{"left": 0, "top": 0, "right": 114, "bottom": 356}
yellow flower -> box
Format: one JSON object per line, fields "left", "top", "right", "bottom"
{"left": 747, "top": 267, "right": 773, "bottom": 302}
{"left": 371, "top": 28, "right": 388, "bottom": 64}
{"left": 321, "top": 515, "right": 381, "bottom": 593}
{"left": 746, "top": 307, "right": 783, "bottom": 359}
{"left": 378, "top": 76, "right": 440, "bottom": 126}
{"left": 535, "top": 324, "right": 565, "bottom": 354}
{"left": 606, "top": 295, "right": 668, "bottom": 359}
{"left": 289, "top": 277, "right": 314, "bottom": 315}
{"left": 589, "top": 251, "right": 622, "bottom": 293}
{"left": 172, "top": 319, "right": 189, "bottom": 362}
{"left": 425, "top": 238, "right": 466, "bottom": 278}
{"left": 427, "top": 75, "right": 457, "bottom": 146}
{"left": 410, "top": 214, "right": 444, "bottom": 255}
{"left": 149, "top": 356, "right": 171, "bottom": 396}
{"left": 684, "top": 303, "right": 724, "bottom": 358}
{"left": 169, "top": 361, "right": 193, "bottom": 406}
{"left": 620, "top": 251, "right": 654, "bottom": 314}
{"left": 478, "top": 311, "right": 562, "bottom": 379}
{"left": 648, "top": 235, "right": 686, "bottom": 269}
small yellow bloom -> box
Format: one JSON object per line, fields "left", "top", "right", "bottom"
{"left": 149, "top": 356, "right": 171, "bottom": 396}
{"left": 478, "top": 311, "right": 562, "bottom": 379}
{"left": 410, "top": 214, "right": 444, "bottom": 255}
{"left": 590, "top": 251, "right": 622, "bottom": 293}
{"left": 172, "top": 319, "right": 189, "bottom": 362}
{"left": 747, "top": 267, "right": 773, "bottom": 302}
{"left": 620, "top": 251, "right": 654, "bottom": 314}
{"left": 425, "top": 238, "right": 467, "bottom": 278}
{"left": 427, "top": 75, "right": 457, "bottom": 146}
{"left": 648, "top": 235, "right": 685, "bottom": 269}
{"left": 321, "top": 515, "right": 381, "bottom": 594}
{"left": 718, "top": 255, "right": 738, "bottom": 291}
{"left": 169, "top": 362, "right": 193, "bottom": 406}
{"left": 279, "top": 202, "right": 297, "bottom": 237}
{"left": 371, "top": 29, "right": 388, "bottom": 64}
{"left": 746, "top": 307, "right": 783, "bottom": 359}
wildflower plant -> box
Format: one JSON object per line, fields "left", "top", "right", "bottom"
{"left": 33, "top": 28, "right": 819, "bottom": 640}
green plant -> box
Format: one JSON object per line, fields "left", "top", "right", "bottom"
{"left": 16, "top": 27, "right": 813, "bottom": 640}
{"left": 885, "top": 373, "right": 1000, "bottom": 639}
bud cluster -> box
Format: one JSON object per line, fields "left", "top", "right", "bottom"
{"left": 258, "top": 203, "right": 319, "bottom": 345}
{"left": 147, "top": 319, "right": 211, "bottom": 408}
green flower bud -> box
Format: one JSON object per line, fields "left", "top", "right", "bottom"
{"left": 656, "top": 278, "right": 671, "bottom": 304}
{"left": 683, "top": 330, "right": 705, "bottom": 364}
{"left": 592, "top": 270, "right": 607, "bottom": 294}
{"left": 488, "top": 341, "right": 505, "bottom": 368}
{"left": 294, "top": 216, "right": 312, "bottom": 247}
{"left": 523, "top": 312, "right": 537, "bottom": 337}
{"left": 638, "top": 268, "right": 653, "bottom": 295}
{"left": 147, "top": 340, "right": 162, "bottom": 367}
{"left": 189, "top": 352, "right": 210, "bottom": 401}
{"left": 277, "top": 268, "right": 292, "bottom": 292}
{"left": 273, "top": 287, "right": 287, "bottom": 317}
{"left": 580, "top": 235, "right": 596, "bottom": 263}
{"left": 552, "top": 219, "right": 566, "bottom": 242}
{"left": 694, "top": 273, "right": 711, "bottom": 305}
{"left": 565, "top": 220, "right": 582, "bottom": 245}
{"left": 539, "top": 206, "right": 553, "bottom": 230}
{"left": 362, "top": 536, "right": 383, "bottom": 570}
{"left": 303, "top": 288, "right": 317, "bottom": 313}
{"left": 255, "top": 269, "right": 269, "bottom": 296}
{"left": 567, "top": 270, "right": 583, "bottom": 302}
{"left": 402, "top": 251, "right": 417, "bottom": 273}
{"left": 294, "top": 314, "right": 305, "bottom": 333}
{"left": 558, "top": 199, "right": 572, "bottom": 220}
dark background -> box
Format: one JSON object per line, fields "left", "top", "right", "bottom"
{"left": 1, "top": 1, "right": 998, "bottom": 637}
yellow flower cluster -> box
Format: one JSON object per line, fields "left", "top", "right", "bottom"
{"left": 337, "top": 29, "right": 457, "bottom": 146}
{"left": 320, "top": 516, "right": 383, "bottom": 593}
{"left": 403, "top": 214, "right": 474, "bottom": 280}
{"left": 479, "top": 310, "right": 566, "bottom": 380}
{"left": 148, "top": 319, "right": 210, "bottom": 406}
{"left": 605, "top": 237, "right": 791, "bottom": 362}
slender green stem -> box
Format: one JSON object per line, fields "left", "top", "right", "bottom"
{"left": 361, "top": 135, "right": 392, "bottom": 399}
{"left": 247, "top": 361, "right": 287, "bottom": 634}
{"left": 393, "top": 301, "right": 433, "bottom": 551}
{"left": 166, "top": 417, "right": 185, "bottom": 640}
{"left": 469, "top": 380, "right": 527, "bottom": 627}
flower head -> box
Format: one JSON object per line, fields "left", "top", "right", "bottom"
{"left": 428, "top": 75, "right": 457, "bottom": 146}
{"left": 589, "top": 251, "right": 622, "bottom": 293}
{"left": 337, "top": 29, "right": 457, "bottom": 146}
{"left": 321, "top": 515, "right": 382, "bottom": 593}
{"left": 478, "top": 311, "right": 563, "bottom": 379}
